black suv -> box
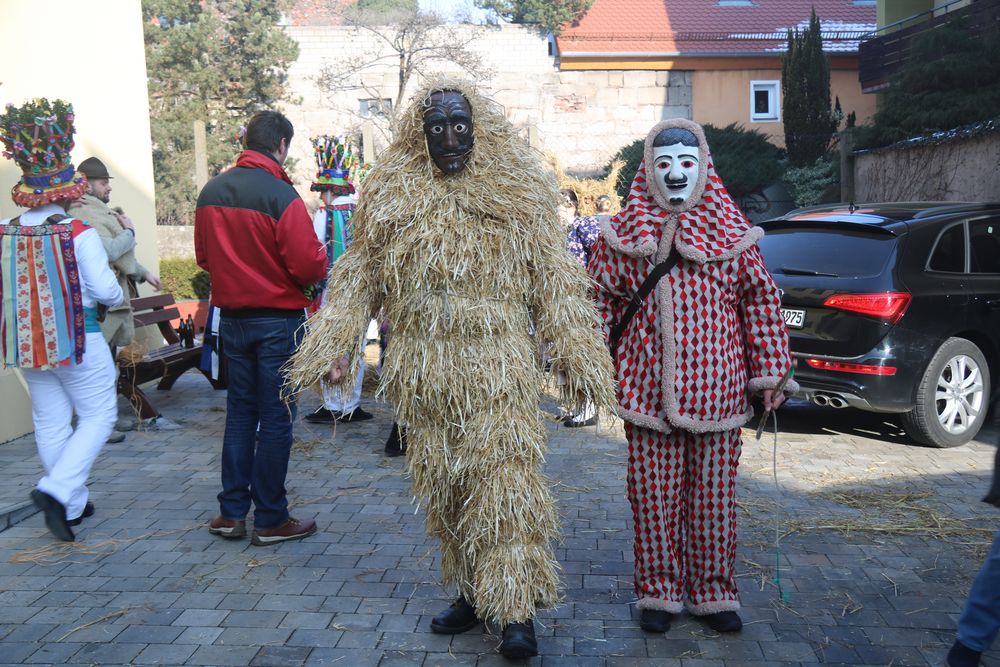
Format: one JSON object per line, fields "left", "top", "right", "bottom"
{"left": 758, "top": 202, "right": 1000, "bottom": 448}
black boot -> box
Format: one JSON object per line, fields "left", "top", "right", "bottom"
{"left": 30, "top": 489, "right": 74, "bottom": 542}
{"left": 639, "top": 608, "right": 673, "bottom": 633}
{"left": 947, "top": 639, "right": 982, "bottom": 667}
{"left": 500, "top": 620, "right": 538, "bottom": 659}
{"left": 384, "top": 422, "right": 407, "bottom": 458}
{"left": 698, "top": 610, "right": 742, "bottom": 633}
{"left": 430, "top": 596, "right": 480, "bottom": 634}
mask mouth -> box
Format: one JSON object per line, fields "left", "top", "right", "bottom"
{"left": 665, "top": 178, "right": 688, "bottom": 192}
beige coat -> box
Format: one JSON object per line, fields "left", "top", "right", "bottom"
{"left": 73, "top": 194, "right": 149, "bottom": 346}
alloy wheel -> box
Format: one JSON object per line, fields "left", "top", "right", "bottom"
{"left": 934, "top": 354, "right": 985, "bottom": 435}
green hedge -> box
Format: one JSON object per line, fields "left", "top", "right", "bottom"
{"left": 159, "top": 257, "right": 211, "bottom": 300}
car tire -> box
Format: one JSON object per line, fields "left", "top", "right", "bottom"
{"left": 901, "top": 337, "right": 990, "bottom": 448}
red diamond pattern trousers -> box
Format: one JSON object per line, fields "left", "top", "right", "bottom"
{"left": 626, "top": 422, "right": 742, "bottom": 614}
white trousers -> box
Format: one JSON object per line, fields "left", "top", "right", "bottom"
{"left": 22, "top": 332, "right": 117, "bottom": 520}
{"left": 322, "top": 350, "right": 364, "bottom": 412}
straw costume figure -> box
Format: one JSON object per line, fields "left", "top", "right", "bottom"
{"left": 287, "top": 78, "right": 614, "bottom": 658}
{"left": 302, "top": 135, "right": 373, "bottom": 424}
{"left": 588, "top": 119, "right": 796, "bottom": 634}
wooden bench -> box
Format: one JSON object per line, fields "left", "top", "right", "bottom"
{"left": 117, "top": 293, "right": 224, "bottom": 420}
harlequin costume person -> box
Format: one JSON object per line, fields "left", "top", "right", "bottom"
{"left": 0, "top": 99, "right": 124, "bottom": 541}
{"left": 587, "top": 119, "right": 797, "bottom": 634}
{"left": 287, "top": 78, "right": 615, "bottom": 658}
{"left": 302, "top": 135, "right": 373, "bottom": 425}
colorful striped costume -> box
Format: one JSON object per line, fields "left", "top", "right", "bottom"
{"left": 0, "top": 215, "right": 92, "bottom": 370}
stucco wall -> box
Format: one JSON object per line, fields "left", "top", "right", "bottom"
{"left": 0, "top": 0, "right": 156, "bottom": 443}
{"left": 853, "top": 131, "right": 1000, "bottom": 202}
{"left": 692, "top": 69, "right": 876, "bottom": 148}
{"left": 281, "top": 23, "right": 693, "bottom": 206}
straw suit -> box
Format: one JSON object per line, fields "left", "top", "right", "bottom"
{"left": 289, "top": 79, "right": 615, "bottom": 625}
{"left": 588, "top": 119, "right": 797, "bottom": 616}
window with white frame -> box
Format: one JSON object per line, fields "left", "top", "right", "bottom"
{"left": 750, "top": 80, "right": 780, "bottom": 122}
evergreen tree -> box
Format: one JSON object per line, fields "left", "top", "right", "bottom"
{"left": 781, "top": 9, "right": 837, "bottom": 167}
{"left": 475, "top": 0, "right": 592, "bottom": 34}
{"left": 143, "top": 0, "right": 299, "bottom": 225}
{"left": 853, "top": 17, "right": 1000, "bottom": 149}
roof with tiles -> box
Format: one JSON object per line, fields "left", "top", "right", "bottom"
{"left": 556, "top": 0, "right": 876, "bottom": 57}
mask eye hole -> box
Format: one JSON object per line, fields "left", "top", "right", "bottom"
{"left": 429, "top": 125, "right": 444, "bottom": 135}
{"left": 681, "top": 160, "right": 696, "bottom": 169}
{"left": 656, "top": 160, "right": 669, "bottom": 170}
{"left": 454, "top": 123, "right": 468, "bottom": 134}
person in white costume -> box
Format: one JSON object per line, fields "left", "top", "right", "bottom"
{"left": 0, "top": 99, "right": 124, "bottom": 541}
{"left": 303, "top": 136, "right": 373, "bottom": 424}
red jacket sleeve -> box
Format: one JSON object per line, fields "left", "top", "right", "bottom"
{"left": 274, "top": 197, "right": 328, "bottom": 287}
{"left": 194, "top": 209, "right": 210, "bottom": 273}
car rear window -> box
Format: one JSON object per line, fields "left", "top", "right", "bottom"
{"left": 758, "top": 225, "right": 897, "bottom": 279}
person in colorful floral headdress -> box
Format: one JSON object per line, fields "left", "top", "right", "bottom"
{"left": 0, "top": 99, "right": 124, "bottom": 541}
{"left": 588, "top": 119, "right": 796, "bottom": 634}
{"left": 302, "top": 135, "right": 374, "bottom": 425}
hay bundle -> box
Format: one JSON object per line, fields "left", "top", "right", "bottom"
{"left": 286, "top": 77, "right": 615, "bottom": 624}
{"left": 548, "top": 154, "right": 625, "bottom": 216}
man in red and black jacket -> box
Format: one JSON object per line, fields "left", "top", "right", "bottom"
{"left": 195, "top": 110, "right": 327, "bottom": 546}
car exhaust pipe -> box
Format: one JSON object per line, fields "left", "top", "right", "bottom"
{"left": 812, "top": 393, "right": 829, "bottom": 407}
{"left": 827, "top": 395, "right": 849, "bottom": 409}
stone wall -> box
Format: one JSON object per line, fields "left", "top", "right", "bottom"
{"left": 853, "top": 131, "right": 1000, "bottom": 202}
{"left": 158, "top": 225, "right": 196, "bottom": 259}
{"left": 281, "top": 23, "right": 691, "bottom": 204}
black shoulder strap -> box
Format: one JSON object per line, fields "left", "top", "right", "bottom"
{"left": 45, "top": 213, "right": 71, "bottom": 224}
{"left": 608, "top": 246, "right": 680, "bottom": 354}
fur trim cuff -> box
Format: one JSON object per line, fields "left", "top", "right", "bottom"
{"left": 748, "top": 376, "right": 800, "bottom": 395}
{"left": 686, "top": 598, "right": 741, "bottom": 615}
{"left": 638, "top": 597, "right": 685, "bottom": 613}
{"left": 599, "top": 217, "right": 658, "bottom": 258}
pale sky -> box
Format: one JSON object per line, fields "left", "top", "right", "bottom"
{"left": 418, "top": 0, "right": 495, "bottom": 22}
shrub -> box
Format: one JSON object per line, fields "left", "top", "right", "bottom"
{"left": 783, "top": 155, "right": 838, "bottom": 208}
{"left": 159, "top": 257, "right": 211, "bottom": 300}
{"left": 852, "top": 18, "right": 1000, "bottom": 150}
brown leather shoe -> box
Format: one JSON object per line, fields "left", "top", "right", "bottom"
{"left": 208, "top": 515, "right": 247, "bottom": 539}
{"left": 251, "top": 517, "right": 316, "bottom": 546}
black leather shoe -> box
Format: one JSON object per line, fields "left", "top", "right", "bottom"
{"left": 335, "top": 407, "right": 374, "bottom": 423}
{"left": 304, "top": 407, "right": 337, "bottom": 424}
{"left": 947, "top": 639, "right": 982, "bottom": 667}
{"left": 639, "top": 608, "right": 673, "bottom": 633}
{"left": 384, "top": 422, "right": 407, "bottom": 458}
{"left": 698, "top": 610, "right": 742, "bottom": 633}
{"left": 67, "top": 502, "right": 95, "bottom": 527}
{"left": 500, "top": 620, "right": 538, "bottom": 659}
{"left": 430, "top": 596, "right": 480, "bottom": 634}
{"left": 30, "top": 490, "right": 74, "bottom": 542}
{"left": 563, "top": 415, "right": 597, "bottom": 428}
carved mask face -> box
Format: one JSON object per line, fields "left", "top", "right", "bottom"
{"left": 423, "top": 91, "right": 474, "bottom": 175}
{"left": 650, "top": 143, "right": 700, "bottom": 205}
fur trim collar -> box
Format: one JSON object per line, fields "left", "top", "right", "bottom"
{"left": 602, "top": 120, "right": 760, "bottom": 264}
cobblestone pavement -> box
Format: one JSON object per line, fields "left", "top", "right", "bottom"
{"left": 1, "top": 368, "right": 998, "bottom": 666}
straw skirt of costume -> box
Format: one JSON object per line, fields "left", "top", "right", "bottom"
{"left": 289, "top": 79, "right": 615, "bottom": 625}
{"left": 588, "top": 119, "right": 796, "bottom": 614}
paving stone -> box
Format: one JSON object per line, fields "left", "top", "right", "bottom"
{"left": 1, "top": 375, "right": 998, "bottom": 665}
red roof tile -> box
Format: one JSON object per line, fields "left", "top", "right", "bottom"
{"left": 557, "top": 0, "right": 876, "bottom": 56}
{"left": 288, "top": 0, "right": 353, "bottom": 26}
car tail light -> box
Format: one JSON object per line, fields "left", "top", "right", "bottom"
{"left": 823, "top": 292, "right": 911, "bottom": 324}
{"left": 805, "top": 358, "right": 897, "bottom": 376}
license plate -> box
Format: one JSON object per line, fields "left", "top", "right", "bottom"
{"left": 782, "top": 308, "right": 805, "bottom": 329}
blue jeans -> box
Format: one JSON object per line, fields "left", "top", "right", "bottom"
{"left": 957, "top": 528, "right": 1000, "bottom": 652}
{"left": 218, "top": 315, "right": 303, "bottom": 530}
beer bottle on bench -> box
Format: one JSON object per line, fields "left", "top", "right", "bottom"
{"left": 185, "top": 315, "right": 196, "bottom": 348}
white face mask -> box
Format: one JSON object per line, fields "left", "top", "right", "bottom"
{"left": 650, "top": 143, "right": 700, "bottom": 205}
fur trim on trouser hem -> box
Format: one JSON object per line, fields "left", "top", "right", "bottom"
{"left": 686, "top": 599, "right": 741, "bottom": 615}
{"left": 637, "top": 597, "right": 684, "bottom": 613}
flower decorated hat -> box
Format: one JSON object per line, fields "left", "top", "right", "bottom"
{"left": 0, "top": 98, "right": 87, "bottom": 207}
{"left": 310, "top": 135, "right": 356, "bottom": 194}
